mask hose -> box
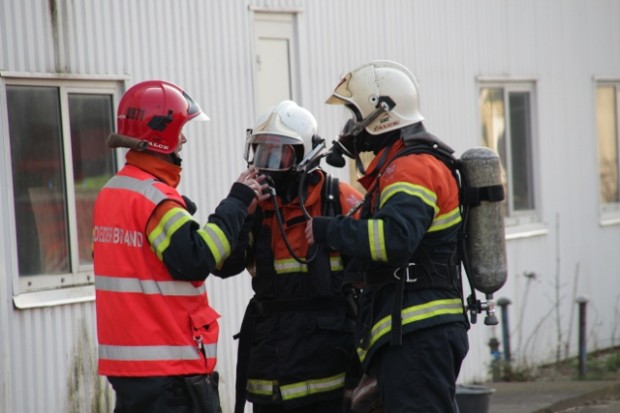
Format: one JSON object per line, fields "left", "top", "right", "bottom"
{"left": 263, "top": 174, "right": 320, "bottom": 265}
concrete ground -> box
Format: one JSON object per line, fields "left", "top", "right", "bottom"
{"left": 477, "top": 380, "right": 620, "bottom": 413}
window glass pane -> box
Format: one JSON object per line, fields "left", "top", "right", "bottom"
{"left": 596, "top": 86, "right": 619, "bottom": 204}
{"left": 7, "top": 86, "right": 70, "bottom": 275}
{"left": 508, "top": 92, "right": 535, "bottom": 210}
{"left": 69, "top": 94, "right": 116, "bottom": 266}
{"left": 480, "top": 88, "right": 510, "bottom": 209}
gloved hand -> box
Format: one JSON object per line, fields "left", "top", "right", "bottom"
{"left": 182, "top": 195, "right": 197, "bottom": 215}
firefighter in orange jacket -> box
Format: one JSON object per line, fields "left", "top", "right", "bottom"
{"left": 93, "top": 80, "right": 267, "bottom": 413}
{"left": 306, "top": 61, "right": 470, "bottom": 412}
{"left": 215, "top": 101, "right": 364, "bottom": 413}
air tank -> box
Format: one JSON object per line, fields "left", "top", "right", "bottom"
{"left": 460, "top": 147, "right": 507, "bottom": 296}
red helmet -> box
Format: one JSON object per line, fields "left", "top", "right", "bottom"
{"left": 117, "top": 80, "right": 208, "bottom": 154}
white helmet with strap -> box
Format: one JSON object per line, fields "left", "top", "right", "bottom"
{"left": 245, "top": 100, "right": 319, "bottom": 171}
{"left": 326, "top": 60, "right": 424, "bottom": 136}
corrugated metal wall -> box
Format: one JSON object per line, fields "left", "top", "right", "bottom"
{"left": 1, "top": 0, "right": 620, "bottom": 411}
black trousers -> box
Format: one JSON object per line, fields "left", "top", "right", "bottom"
{"left": 369, "top": 323, "right": 469, "bottom": 413}
{"left": 252, "top": 398, "right": 343, "bottom": 413}
{"left": 108, "top": 376, "right": 195, "bottom": 413}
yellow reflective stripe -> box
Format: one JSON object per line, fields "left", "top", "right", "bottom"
{"left": 330, "top": 255, "right": 344, "bottom": 271}
{"left": 148, "top": 208, "right": 193, "bottom": 260}
{"left": 357, "top": 298, "right": 464, "bottom": 362}
{"left": 274, "top": 258, "right": 309, "bottom": 274}
{"left": 429, "top": 206, "right": 462, "bottom": 232}
{"left": 280, "top": 372, "right": 346, "bottom": 400}
{"left": 198, "top": 223, "right": 231, "bottom": 266}
{"left": 247, "top": 379, "right": 274, "bottom": 396}
{"left": 380, "top": 182, "right": 438, "bottom": 212}
{"left": 274, "top": 256, "right": 344, "bottom": 274}
{"left": 368, "top": 219, "right": 387, "bottom": 262}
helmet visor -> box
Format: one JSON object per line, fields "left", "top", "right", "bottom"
{"left": 183, "top": 91, "right": 209, "bottom": 121}
{"left": 253, "top": 142, "right": 296, "bottom": 171}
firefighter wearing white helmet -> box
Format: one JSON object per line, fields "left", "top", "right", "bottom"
{"left": 217, "top": 100, "right": 364, "bottom": 413}
{"left": 306, "top": 61, "right": 470, "bottom": 412}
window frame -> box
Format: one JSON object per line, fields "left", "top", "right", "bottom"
{"left": 1, "top": 73, "right": 126, "bottom": 307}
{"left": 477, "top": 79, "right": 541, "bottom": 229}
{"left": 595, "top": 80, "right": 620, "bottom": 225}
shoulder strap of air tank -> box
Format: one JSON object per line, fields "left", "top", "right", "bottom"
{"left": 322, "top": 173, "right": 341, "bottom": 217}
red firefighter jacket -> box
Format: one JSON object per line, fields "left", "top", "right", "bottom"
{"left": 93, "top": 151, "right": 255, "bottom": 377}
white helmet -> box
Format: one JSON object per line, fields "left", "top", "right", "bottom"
{"left": 326, "top": 60, "right": 424, "bottom": 136}
{"left": 245, "top": 100, "right": 319, "bottom": 171}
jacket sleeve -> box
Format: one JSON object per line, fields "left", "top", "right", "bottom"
{"left": 212, "top": 215, "right": 256, "bottom": 278}
{"left": 146, "top": 182, "right": 256, "bottom": 281}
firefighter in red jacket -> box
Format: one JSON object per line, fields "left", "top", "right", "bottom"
{"left": 215, "top": 100, "right": 364, "bottom": 413}
{"left": 93, "top": 80, "right": 266, "bottom": 413}
{"left": 305, "top": 61, "right": 470, "bottom": 412}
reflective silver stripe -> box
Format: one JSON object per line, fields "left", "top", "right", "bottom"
{"left": 149, "top": 208, "right": 194, "bottom": 258}
{"left": 274, "top": 258, "right": 308, "bottom": 274}
{"left": 329, "top": 255, "right": 343, "bottom": 271}
{"left": 199, "top": 224, "right": 230, "bottom": 265}
{"left": 380, "top": 181, "right": 438, "bottom": 210}
{"left": 357, "top": 298, "right": 464, "bottom": 362}
{"left": 368, "top": 219, "right": 387, "bottom": 262}
{"left": 99, "top": 344, "right": 200, "bottom": 361}
{"left": 429, "top": 207, "right": 462, "bottom": 232}
{"left": 105, "top": 175, "right": 168, "bottom": 205}
{"left": 247, "top": 379, "right": 274, "bottom": 396}
{"left": 280, "top": 372, "right": 346, "bottom": 400}
{"left": 202, "top": 343, "right": 218, "bottom": 359}
{"left": 96, "top": 275, "right": 206, "bottom": 296}
{"left": 274, "top": 256, "right": 343, "bottom": 274}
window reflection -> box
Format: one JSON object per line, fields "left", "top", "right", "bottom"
{"left": 596, "top": 86, "right": 619, "bottom": 204}
{"left": 7, "top": 86, "right": 116, "bottom": 276}
{"left": 8, "top": 86, "right": 69, "bottom": 275}
{"left": 69, "top": 94, "right": 115, "bottom": 266}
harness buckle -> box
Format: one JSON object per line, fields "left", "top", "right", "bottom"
{"left": 393, "top": 264, "right": 419, "bottom": 283}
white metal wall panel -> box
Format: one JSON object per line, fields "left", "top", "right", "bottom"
{"left": 1, "top": 0, "right": 620, "bottom": 411}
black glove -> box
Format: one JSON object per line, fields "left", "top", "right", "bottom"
{"left": 182, "top": 195, "right": 197, "bottom": 215}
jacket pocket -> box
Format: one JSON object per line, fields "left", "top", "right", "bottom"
{"left": 190, "top": 306, "right": 221, "bottom": 347}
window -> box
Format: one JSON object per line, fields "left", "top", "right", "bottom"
{"left": 5, "top": 80, "right": 119, "bottom": 292}
{"left": 479, "top": 84, "right": 537, "bottom": 224}
{"left": 596, "top": 83, "right": 620, "bottom": 217}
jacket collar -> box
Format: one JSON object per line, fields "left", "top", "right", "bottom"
{"left": 125, "top": 150, "right": 182, "bottom": 188}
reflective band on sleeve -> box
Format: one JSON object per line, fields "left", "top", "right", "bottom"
{"left": 105, "top": 175, "right": 168, "bottom": 205}
{"left": 279, "top": 372, "right": 346, "bottom": 400}
{"left": 357, "top": 298, "right": 464, "bottom": 362}
{"left": 380, "top": 182, "right": 438, "bottom": 211}
{"left": 368, "top": 219, "right": 387, "bottom": 262}
{"left": 149, "top": 208, "right": 194, "bottom": 259}
{"left": 96, "top": 275, "right": 206, "bottom": 296}
{"left": 247, "top": 379, "right": 274, "bottom": 396}
{"left": 198, "top": 224, "right": 231, "bottom": 265}
{"left": 98, "top": 344, "right": 201, "bottom": 361}
{"left": 429, "top": 207, "right": 462, "bottom": 232}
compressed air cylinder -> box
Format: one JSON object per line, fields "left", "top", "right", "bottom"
{"left": 460, "top": 147, "right": 507, "bottom": 294}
